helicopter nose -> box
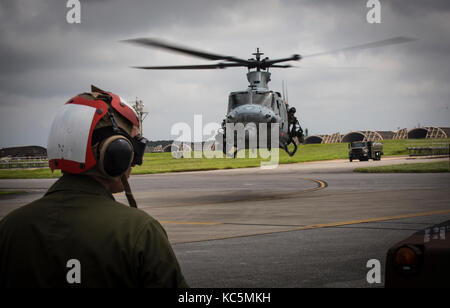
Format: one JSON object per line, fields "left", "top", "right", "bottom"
{"left": 228, "top": 104, "right": 276, "bottom": 124}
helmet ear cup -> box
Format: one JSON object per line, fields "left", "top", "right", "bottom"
{"left": 98, "top": 136, "right": 134, "bottom": 177}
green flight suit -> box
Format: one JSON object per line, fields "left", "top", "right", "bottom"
{"left": 0, "top": 173, "right": 188, "bottom": 288}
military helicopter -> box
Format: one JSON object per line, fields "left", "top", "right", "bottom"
{"left": 123, "top": 37, "right": 414, "bottom": 157}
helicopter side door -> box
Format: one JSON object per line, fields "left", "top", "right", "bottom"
{"left": 271, "top": 92, "right": 289, "bottom": 147}
{"left": 271, "top": 92, "right": 280, "bottom": 116}
{"left": 277, "top": 96, "right": 288, "bottom": 134}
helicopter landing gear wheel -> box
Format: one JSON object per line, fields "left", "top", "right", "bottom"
{"left": 283, "top": 140, "right": 298, "bottom": 157}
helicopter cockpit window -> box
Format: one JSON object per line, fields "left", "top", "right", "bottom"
{"left": 252, "top": 92, "right": 272, "bottom": 107}
{"left": 229, "top": 93, "right": 250, "bottom": 110}
{"left": 229, "top": 92, "right": 273, "bottom": 110}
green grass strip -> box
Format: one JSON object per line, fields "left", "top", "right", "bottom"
{"left": 0, "top": 190, "right": 27, "bottom": 196}
{"left": 354, "top": 161, "right": 450, "bottom": 173}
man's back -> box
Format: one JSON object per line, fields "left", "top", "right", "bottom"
{"left": 0, "top": 174, "right": 188, "bottom": 288}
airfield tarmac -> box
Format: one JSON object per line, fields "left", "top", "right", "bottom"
{"left": 0, "top": 156, "right": 449, "bottom": 287}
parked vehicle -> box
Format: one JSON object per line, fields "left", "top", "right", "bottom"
{"left": 348, "top": 141, "right": 383, "bottom": 162}
{"left": 385, "top": 220, "right": 450, "bottom": 288}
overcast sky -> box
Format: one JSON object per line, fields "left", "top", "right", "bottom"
{"left": 1, "top": 0, "right": 449, "bottom": 147}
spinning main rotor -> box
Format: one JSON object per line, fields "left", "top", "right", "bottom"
{"left": 122, "top": 37, "right": 415, "bottom": 71}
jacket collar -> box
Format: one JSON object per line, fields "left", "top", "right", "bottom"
{"left": 45, "top": 173, "right": 115, "bottom": 200}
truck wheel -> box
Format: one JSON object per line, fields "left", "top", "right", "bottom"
{"left": 375, "top": 152, "right": 381, "bottom": 161}
{"left": 349, "top": 157, "right": 353, "bottom": 162}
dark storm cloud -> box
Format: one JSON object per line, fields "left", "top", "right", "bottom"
{"left": 0, "top": 0, "right": 242, "bottom": 96}
{"left": 0, "top": 0, "right": 449, "bottom": 147}
{"left": 388, "top": 0, "right": 450, "bottom": 16}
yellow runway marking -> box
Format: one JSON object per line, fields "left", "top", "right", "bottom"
{"left": 161, "top": 209, "right": 450, "bottom": 227}
{"left": 290, "top": 209, "right": 450, "bottom": 231}
{"left": 309, "top": 179, "right": 327, "bottom": 190}
{"left": 166, "top": 209, "right": 450, "bottom": 244}
{"left": 157, "top": 178, "right": 448, "bottom": 230}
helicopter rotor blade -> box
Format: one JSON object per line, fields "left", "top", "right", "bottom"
{"left": 269, "top": 64, "right": 295, "bottom": 68}
{"left": 303, "top": 36, "right": 416, "bottom": 58}
{"left": 123, "top": 38, "right": 251, "bottom": 66}
{"left": 132, "top": 62, "right": 247, "bottom": 70}
{"left": 262, "top": 54, "right": 302, "bottom": 67}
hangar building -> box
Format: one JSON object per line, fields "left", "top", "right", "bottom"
{"left": 303, "top": 127, "right": 449, "bottom": 144}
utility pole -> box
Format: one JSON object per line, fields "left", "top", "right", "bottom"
{"left": 132, "top": 97, "right": 149, "bottom": 136}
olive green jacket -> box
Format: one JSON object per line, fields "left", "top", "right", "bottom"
{"left": 0, "top": 173, "right": 188, "bottom": 288}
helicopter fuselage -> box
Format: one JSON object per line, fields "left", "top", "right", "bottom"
{"left": 218, "top": 71, "right": 293, "bottom": 155}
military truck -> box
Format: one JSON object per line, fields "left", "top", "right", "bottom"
{"left": 348, "top": 141, "right": 383, "bottom": 162}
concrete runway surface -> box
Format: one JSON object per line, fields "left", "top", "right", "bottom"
{"left": 1, "top": 156, "right": 449, "bottom": 287}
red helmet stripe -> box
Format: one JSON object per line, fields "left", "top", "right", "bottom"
{"left": 108, "top": 92, "right": 140, "bottom": 127}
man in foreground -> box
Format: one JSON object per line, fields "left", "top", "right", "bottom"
{"left": 0, "top": 86, "right": 188, "bottom": 288}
